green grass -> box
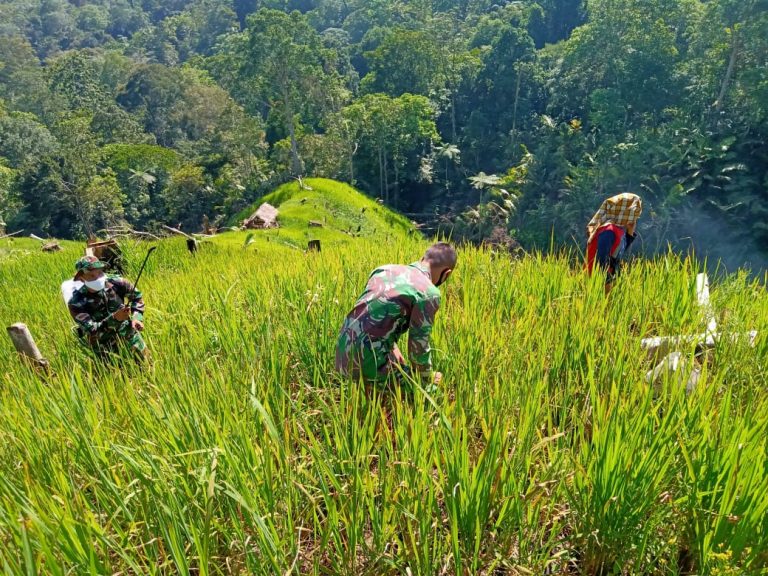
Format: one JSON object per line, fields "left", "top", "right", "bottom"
{"left": 1, "top": 204, "right": 767, "bottom": 574}
{"left": 229, "top": 178, "right": 415, "bottom": 251}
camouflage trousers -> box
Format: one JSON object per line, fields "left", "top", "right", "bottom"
{"left": 336, "top": 336, "right": 431, "bottom": 398}
{"left": 77, "top": 323, "right": 147, "bottom": 358}
{"left": 335, "top": 330, "right": 398, "bottom": 378}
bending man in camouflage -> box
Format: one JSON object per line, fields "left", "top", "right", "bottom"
{"left": 67, "top": 256, "right": 148, "bottom": 360}
{"left": 335, "top": 242, "right": 457, "bottom": 388}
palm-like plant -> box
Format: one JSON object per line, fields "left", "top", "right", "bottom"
{"left": 436, "top": 143, "right": 461, "bottom": 187}
{"left": 469, "top": 171, "right": 502, "bottom": 205}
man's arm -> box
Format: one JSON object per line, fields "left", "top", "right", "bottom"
{"left": 68, "top": 299, "right": 107, "bottom": 338}
{"left": 111, "top": 278, "right": 145, "bottom": 321}
{"left": 408, "top": 294, "right": 440, "bottom": 379}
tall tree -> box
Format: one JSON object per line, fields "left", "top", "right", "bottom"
{"left": 360, "top": 28, "right": 443, "bottom": 96}
{"left": 240, "top": 9, "right": 347, "bottom": 175}
{"left": 332, "top": 93, "right": 439, "bottom": 208}
{"left": 548, "top": 0, "right": 698, "bottom": 127}
{"left": 462, "top": 17, "right": 538, "bottom": 171}
{"left": 117, "top": 64, "right": 186, "bottom": 146}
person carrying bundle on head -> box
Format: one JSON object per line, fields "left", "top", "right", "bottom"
{"left": 335, "top": 242, "right": 457, "bottom": 392}
{"left": 586, "top": 192, "right": 642, "bottom": 294}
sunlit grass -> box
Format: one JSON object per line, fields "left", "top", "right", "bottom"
{"left": 1, "top": 224, "right": 766, "bottom": 574}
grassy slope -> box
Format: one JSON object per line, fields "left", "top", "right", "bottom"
{"left": 1, "top": 183, "right": 768, "bottom": 574}
{"left": 1, "top": 178, "right": 415, "bottom": 284}
{"left": 227, "top": 177, "right": 415, "bottom": 250}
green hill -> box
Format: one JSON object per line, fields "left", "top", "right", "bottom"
{"left": 228, "top": 178, "right": 415, "bottom": 250}
{"left": 0, "top": 178, "right": 416, "bottom": 267}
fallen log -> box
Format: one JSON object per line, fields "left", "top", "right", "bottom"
{"left": 162, "top": 225, "right": 195, "bottom": 240}
{"left": 641, "top": 330, "right": 758, "bottom": 360}
{"left": 42, "top": 241, "right": 62, "bottom": 252}
{"left": 103, "top": 228, "right": 163, "bottom": 241}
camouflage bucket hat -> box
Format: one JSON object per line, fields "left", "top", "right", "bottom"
{"left": 74, "top": 255, "right": 106, "bottom": 280}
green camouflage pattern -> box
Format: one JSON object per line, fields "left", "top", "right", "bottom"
{"left": 74, "top": 256, "right": 106, "bottom": 273}
{"left": 67, "top": 275, "right": 146, "bottom": 353}
{"left": 335, "top": 261, "right": 440, "bottom": 382}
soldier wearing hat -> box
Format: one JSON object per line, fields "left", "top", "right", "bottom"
{"left": 67, "top": 256, "right": 148, "bottom": 359}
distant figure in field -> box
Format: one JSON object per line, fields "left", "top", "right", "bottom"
{"left": 335, "top": 242, "right": 457, "bottom": 390}
{"left": 586, "top": 192, "right": 642, "bottom": 293}
{"left": 67, "top": 256, "right": 148, "bottom": 360}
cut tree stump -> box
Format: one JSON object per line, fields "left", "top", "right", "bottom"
{"left": 7, "top": 323, "right": 49, "bottom": 370}
{"left": 641, "top": 330, "right": 758, "bottom": 360}
{"left": 86, "top": 238, "right": 125, "bottom": 274}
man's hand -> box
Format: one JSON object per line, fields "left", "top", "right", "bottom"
{"left": 391, "top": 344, "right": 406, "bottom": 365}
{"left": 113, "top": 306, "right": 131, "bottom": 321}
{"left": 131, "top": 320, "right": 144, "bottom": 332}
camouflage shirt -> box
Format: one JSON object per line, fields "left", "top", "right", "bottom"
{"left": 335, "top": 261, "right": 440, "bottom": 381}
{"left": 68, "top": 276, "right": 144, "bottom": 346}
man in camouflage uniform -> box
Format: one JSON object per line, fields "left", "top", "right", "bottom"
{"left": 335, "top": 242, "right": 457, "bottom": 388}
{"left": 67, "top": 256, "right": 148, "bottom": 360}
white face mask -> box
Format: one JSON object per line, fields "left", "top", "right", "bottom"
{"left": 84, "top": 275, "right": 107, "bottom": 292}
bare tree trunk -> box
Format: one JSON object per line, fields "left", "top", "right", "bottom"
{"left": 451, "top": 92, "right": 457, "bottom": 144}
{"left": 283, "top": 85, "right": 304, "bottom": 176}
{"left": 378, "top": 144, "right": 384, "bottom": 199}
{"left": 348, "top": 142, "right": 355, "bottom": 185}
{"left": 383, "top": 147, "right": 389, "bottom": 205}
{"left": 715, "top": 27, "right": 741, "bottom": 114}
{"left": 393, "top": 157, "right": 399, "bottom": 209}
{"left": 511, "top": 65, "right": 523, "bottom": 154}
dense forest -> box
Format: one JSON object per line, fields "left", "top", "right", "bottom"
{"left": 0, "top": 0, "right": 766, "bottom": 268}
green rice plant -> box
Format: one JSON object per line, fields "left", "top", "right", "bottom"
{"left": 1, "top": 181, "right": 767, "bottom": 574}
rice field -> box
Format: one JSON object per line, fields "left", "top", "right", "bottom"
{"left": 1, "top": 211, "right": 767, "bottom": 574}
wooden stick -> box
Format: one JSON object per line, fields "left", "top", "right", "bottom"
{"left": 0, "top": 230, "right": 23, "bottom": 239}
{"left": 641, "top": 330, "right": 758, "bottom": 358}
{"left": 695, "top": 273, "right": 718, "bottom": 335}
{"left": 162, "top": 225, "right": 194, "bottom": 240}
{"left": 7, "top": 323, "right": 49, "bottom": 369}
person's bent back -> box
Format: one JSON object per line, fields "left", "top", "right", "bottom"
{"left": 335, "top": 242, "right": 456, "bottom": 387}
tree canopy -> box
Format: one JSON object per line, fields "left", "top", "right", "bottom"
{"left": 0, "top": 0, "right": 765, "bottom": 268}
